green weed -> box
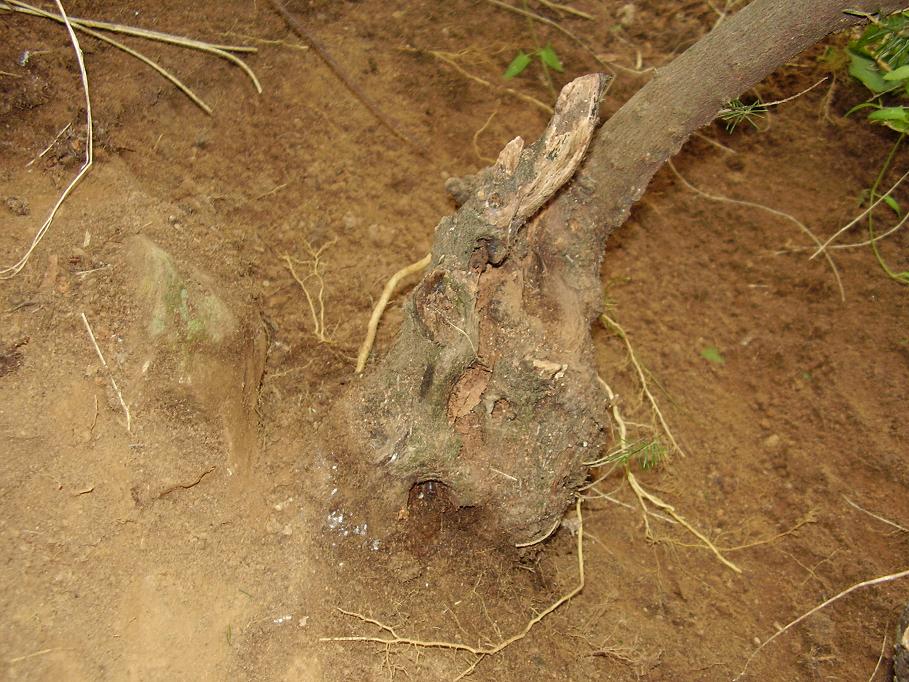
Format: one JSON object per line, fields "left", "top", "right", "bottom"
{"left": 843, "top": 10, "right": 909, "bottom": 285}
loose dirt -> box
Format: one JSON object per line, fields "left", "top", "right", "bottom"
{"left": 1, "top": 1, "right": 907, "bottom": 680}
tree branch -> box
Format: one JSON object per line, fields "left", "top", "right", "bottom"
{"left": 577, "top": 0, "right": 906, "bottom": 234}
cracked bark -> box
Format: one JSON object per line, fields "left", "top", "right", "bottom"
{"left": 338, "top": 0, "right": 904, "bottom": 544}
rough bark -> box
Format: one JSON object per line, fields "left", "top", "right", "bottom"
{"left": 340, "top": 0, "right": 904, "bottom": 544}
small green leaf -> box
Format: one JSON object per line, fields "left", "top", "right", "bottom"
{"left": 503, "top": 51, "right": 532, "bottom": 79}
{"left": 538, "top": 44, "right": 564, "bottom": 72}
{"left": 845, "top": 101, "right": 879, "bottom": 117}
{"left": 884, "top": 64, "right": 909, "bottom": 80}
{"left": 883, "top": 194, "right": 902, "bottom": 215}
{"left": 700, "top": 346, "right": 725, "bottom": 364}
{"left": 868, "top": 106, "right": 909, "bottom": 122}
{"left": 848, "top": 51, "right": 896, "bottom": 93}
{"left": 868, "top": 106, "right": 909, "bottom": 132}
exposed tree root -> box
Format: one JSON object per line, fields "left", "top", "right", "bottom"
{"left": 599, "top": 313, "right": 686, "bottom": 459}
{"left": 283, "top": 238, "right": 338, "bottom": 344}
{"left": 594, "top": 374, "right": 741, "bottom": 573}
{"left": 322, "top": 498, "right": 586, "bottom": 680}
{"left": 356, "top": 253, "right": 431, "bottom": 373}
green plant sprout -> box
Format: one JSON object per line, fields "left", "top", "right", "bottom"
{"left": 503, "top": 43, "right": 564, "bottom": 80}
{"left": 843, "top": 9, "right": 909, "bottom": 285}
{"left": 601, "top": 439, "right": 668, "bottom": 471}
{"left": 719, "top": 98, "right": 769, "bottom": 131}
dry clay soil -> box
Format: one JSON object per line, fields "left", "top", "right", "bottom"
{"left": 1, "top": 1, "right": 908, "bottom": 680}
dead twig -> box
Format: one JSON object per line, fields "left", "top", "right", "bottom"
{"left": 266, "top": 0, "right": 416, "bottom": 149}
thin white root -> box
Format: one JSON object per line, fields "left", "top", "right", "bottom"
{"left": 322, "top": 498, "right": 586, "bottom": 679}
{"left": 667, "top": 161, "right": 845, "bottom": 302}
{"left": 80, "top": 312, "right": 131, "bottom": 432}
{"left": 811, "top": 167, "right": 909, "bottom": 258}
{"left": 355, "top": 253, "right": 430, "bottom": 373}
{"left": 601, "top": 313, "right": 686, "bottom": 459}
{"left": 735, "top": 567, "right": 909, "bottom": 680}
{"left": 1, "top": 0, "right": 92, "bottom": 280}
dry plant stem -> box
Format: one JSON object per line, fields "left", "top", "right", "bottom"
{"left": 600, "top": 312, "right": 686, "bottom": 459}
{"left": 735, "top": 567, "right": 909, "bottom": 680}
{"left": 667, "top": 160, "right": 845, "bottom": 301}
{"left": 811, "top": 167, "right": 909, "bottom": 257}
{"left": 843, "top": 495, "right": 909, "bottom": 534}
{"left": 80, "top": 312, "right": 131, "bottom": 432}
{"left": 6, "top": 1, "right": 212, "bottom": 113}
{"left": 355, "top": 253, "right": 431, "bottom": 374}
{"left": 2, "top": 0, "right": 261, "bottom": 92}
{"left": 322, "top": 499, "right": 586, "bottom": 679}
{"left": 535, "top": 0, "right": 594, "bottom": 20}
{"left": 0, "top": 0, "right": 91, "bottom": 280}
{"left": 266, "top": 0, "right": 414, "bottom": 148}
{"left": 483, "top": 0, "right": 611, "bottom": 72}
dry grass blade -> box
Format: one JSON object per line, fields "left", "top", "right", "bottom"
{"left": 2, "top": 0, "right": 262, "bottom": 92}
{"left": 667, "top": 160, "right": 845, "bottom": 302}
{"left": 1, "top": 0, "right": 91, "bottom": 280}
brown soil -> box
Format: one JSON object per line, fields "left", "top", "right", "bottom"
{"left": 2, "top": 2, "right": 907, "bottom": 681}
